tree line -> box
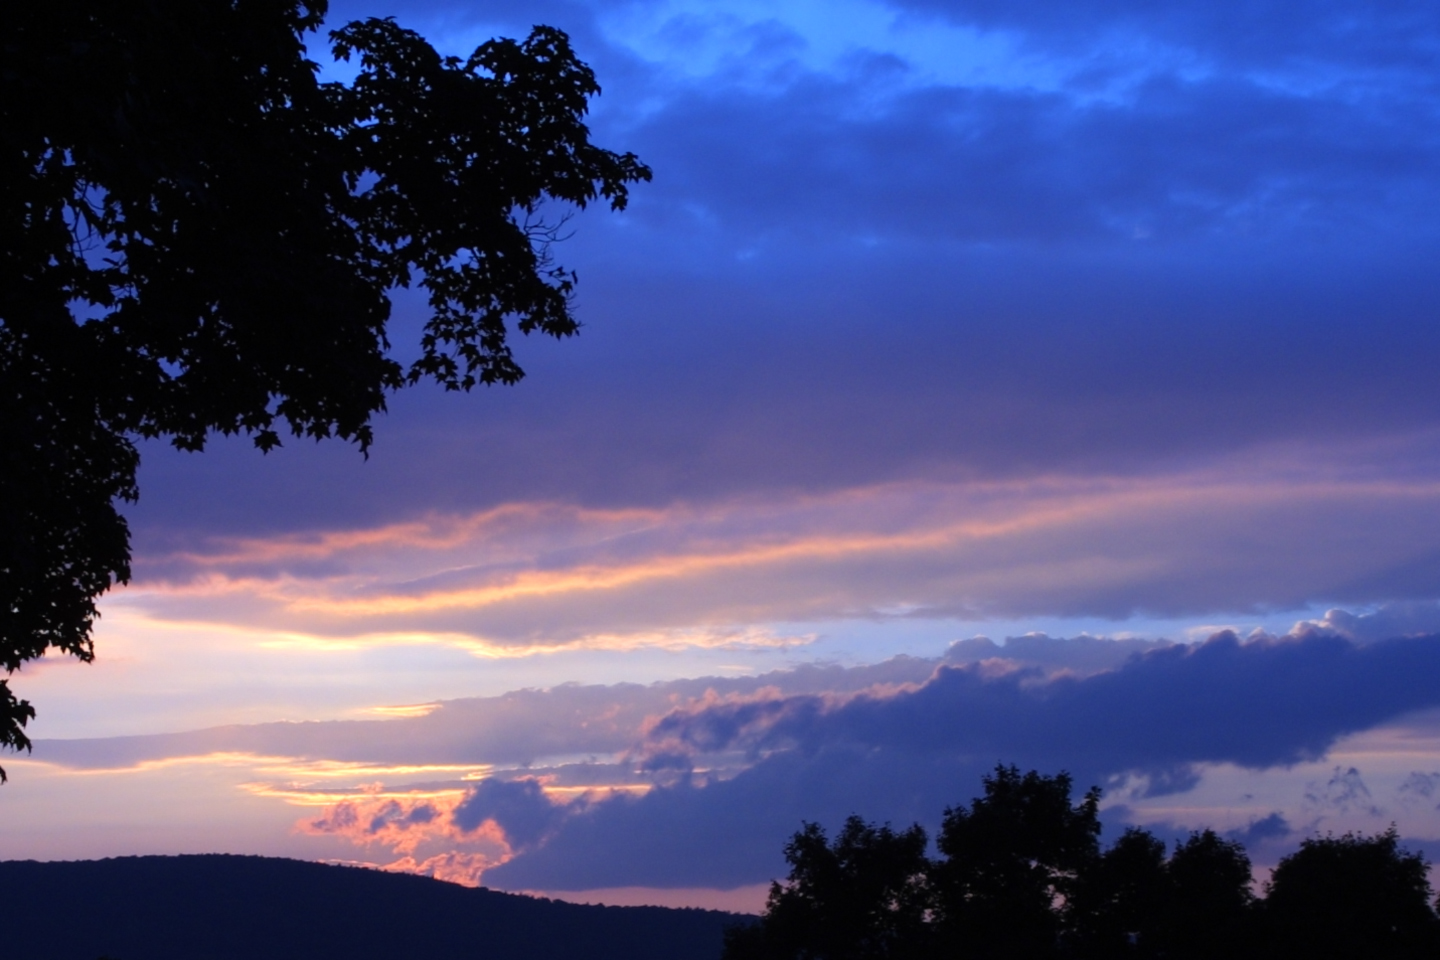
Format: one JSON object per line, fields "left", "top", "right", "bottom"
{"left": 724, "top": 766, "right": 1440, "bottom": 960}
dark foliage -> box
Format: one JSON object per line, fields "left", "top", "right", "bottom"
{"left": 724, "top": 817, "right": 930, "bottom": 960}
{"left": 1066, "top": 827, "right": 1168, "bottom": 959}
{"left": 1156, "top": 830, "right": 1256, "bottom": 959}
{"left": 0, "top": 854, "right": 733, "bottom": 960}
{"left": 0, "top": 0, "right": 650, "bottom": 770}
{"left": 931, "top": 766, "right": 1101, "bottom": 960}
{"left": 725, "top": 765, "right": 1440, "bottom": 960}
{"left": 1261, "top": 828, "right": 1440, "bottom": 960}
{"left": 1067, "top": 827, "right": 1255, "bottom": 960}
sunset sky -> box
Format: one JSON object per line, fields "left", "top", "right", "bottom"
{"left": 6, "top": 0, "right": 1440, "bottom": 911}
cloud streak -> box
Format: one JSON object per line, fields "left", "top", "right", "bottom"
{"left": 118, "top": 452, "right": 1440, "bottom": 650}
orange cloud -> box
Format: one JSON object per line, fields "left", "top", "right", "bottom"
{"left": 159, "top": 502, "right": 666, "bottom": 570}
{"left": 364, "top": 703, "right": 443, "bottom": 719}
{"left": 298, "top": 791, "right": 518, "bottom": 885}
{"left": 295, "top": 776, "right": 648, "bottom": 886}
{"left": 115, "top": 440, "right": 1440, "bottom": 650}
{"left": 303, "top": 795, "right": 464, "bottom": 855}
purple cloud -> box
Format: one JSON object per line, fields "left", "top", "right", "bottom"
{"left": 451, "top": 778, "right": 566, "bottom": 849}
{"left": 488, "top": 632, "right": 1440, "bottom": 888}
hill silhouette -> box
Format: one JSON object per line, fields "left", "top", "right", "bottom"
{"left": 0, "top": 854, "right": 740, "bottom": 960}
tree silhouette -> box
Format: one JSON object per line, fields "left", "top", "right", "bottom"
{"left": 727, "top": 769, "right": 1440, "bottom": 960}
{"left": 723, "top": 817, "right": 930, "bottom": 960}
{"left": 1156, "top": 830, "right": 1255, "bottom": 960}
{"left": 1068, "top": 827, "right": 1254, "bottom": 960}
{"left": 931, "top": 766, "right": 1101, "bottom": 960}
{"left": 1261, "top": 827, "right": 1440, "bottom": 960}
{"left": 1067, "top": 826, "right": 1168, "bottom": 958}
{"left": 0, "top": 0, "right": 649, "bottom": 772}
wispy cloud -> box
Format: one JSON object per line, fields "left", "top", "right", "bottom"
{"left": 119, "top": 455, "right": 1440, "bottom": 650}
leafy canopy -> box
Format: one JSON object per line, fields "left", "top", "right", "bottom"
{"left": 727, "top": 766, "right": 1440, "bottom": 960}
{"left": 0, "top": 0, "right": 649, "bottom": 774}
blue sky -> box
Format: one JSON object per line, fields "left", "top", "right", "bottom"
{"left": 6, "top": 0, "right": 1440, "bottom": 909}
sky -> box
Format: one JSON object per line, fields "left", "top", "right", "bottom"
{"left": 6, "top": 0, "right": 1440, "bottom": 912}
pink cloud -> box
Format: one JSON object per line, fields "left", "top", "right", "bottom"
{"left": 298, "top": 776, "right": 588, "bottom": 886}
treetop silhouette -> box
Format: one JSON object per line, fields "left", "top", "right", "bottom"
{"left": 726, "top": 765, "right": 1440, "bottom": 960}
{"left": 1263, "top": 828, "right": 1438, "bottom": 960}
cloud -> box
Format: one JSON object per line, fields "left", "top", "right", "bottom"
{"left": 1227, "top": 811, "right": 1293, "bottom": 849}
{"left": 301, "top": 792, "right": 512, "bottom": 886}
{"left": 575, "top": 0, "right": 1440, "bottom": 264}
{"left": 450, "top": 778, "right": 567, "bottom": 849}
{"left": 31, "top": 627, "right": 1439, "bottom": 783}
{"left": 881, "top": 0, "right": 1440, "bottom": 75}
{"left": 640, "top": 633, "right": 1440, "bottom": 773}
{"left": 25, "top": 627, "right": 1440, "bottom": 890}
{"left": 30, "top": 655, "right": 945, "bottom": 770}
{"left": 1304, "top": 766, "right": 1381, "bottom": 818}
{"left": 622, "top": 67, "right": 1440, "bottom": 251}
{"left": 487, "top": 632, "right": 1440, "bottom": 888}
{"left": 379, "top": 851, "right": 499, "bottom": 887}
{"left": 110, "top": 460, "right": 1440, "bottom": 649}
{"left": 304, "top": 796, "right": 450, "bottom": 855}
{"left": 1298, "top": 602, "right": 1440, "bottom": 644}
{"left": 298, "top": 775, "right": 575, "bottom": 885}
{"left": 1396, "top": 771, "right": 1440, "bottom": 809}
{"left": 943, "top": 633, "right": 1169, "bottom": 674}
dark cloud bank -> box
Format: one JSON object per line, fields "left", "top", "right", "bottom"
{"left": 485, "top": 631, "right": 1440, "bottom": 889}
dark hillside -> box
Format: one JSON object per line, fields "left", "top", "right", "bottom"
{"left": 0, "top": 855, "right": 742, "bottom": 960}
